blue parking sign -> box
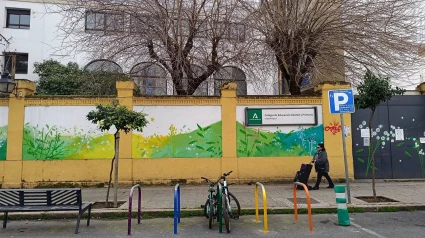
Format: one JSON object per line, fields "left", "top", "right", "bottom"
{"left": 328, "top": 89, "right": 355, "bottom": 114}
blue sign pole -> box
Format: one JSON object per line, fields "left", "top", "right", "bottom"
{"left": 339, "top": 113, "right": 351, "bottom": 204}
{"left": 328, "top": 89, "right": 354, "bottom": 204}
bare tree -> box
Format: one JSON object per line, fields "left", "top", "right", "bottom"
{"left": 244, "top": 0, "right": 425, "bottom": 95}
{"left": 52, "top": 0, "right": 258, "bottom": 95}
{"left": 0, "top": 34, "right": 10, "bottom": 47}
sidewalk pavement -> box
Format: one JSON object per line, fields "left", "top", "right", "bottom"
{"left": 80, "top": 181, "right": 425, "bottom": 211}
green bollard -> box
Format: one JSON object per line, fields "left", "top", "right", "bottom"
{"left": 334, "top": 185, "right": 350, "bottom": 226}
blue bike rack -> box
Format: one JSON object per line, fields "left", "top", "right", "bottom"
{"left": 174, "top": 184, "right": 181, "bottom": 235}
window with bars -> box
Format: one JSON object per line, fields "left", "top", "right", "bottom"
{"left": 6, "top": 9, "right": 30, "bottom": 29}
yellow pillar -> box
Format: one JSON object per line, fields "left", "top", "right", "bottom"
{"left": 417, "top": 82, "right": 425, "bottom": 95}
{"left": 220, "top": 83, "right": 238, "bottom": 177}
{"left": 315, "top": 82, "right": 354, "bottom": 180}
{"left": 5, "top": 80, "right": 36, "bottom": 188}
{"left": 116, "top": 81, "right": 135, "bottom": 183}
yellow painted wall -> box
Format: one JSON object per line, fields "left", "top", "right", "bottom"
{"left": 0, "top": 80, "right": 354, "bottom": 188}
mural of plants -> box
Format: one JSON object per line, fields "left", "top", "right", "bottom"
{"left": 22, "top": 123, "right": 114, "bottom": 160}
{"left": 0, "top": 127, "right": 7, "bottom": 161}
{"left": 354, "top": 123, "right": 395, "bottom": 176}
{"left": 399, "top": 137, "right": 425, "bottom": 177}
{"left": 236, "top": 122, "right": 323, "bottom": 157}
{"left": 132, "top": 121, "right": 222, "bottom": 158}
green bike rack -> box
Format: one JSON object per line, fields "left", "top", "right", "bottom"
{"left": 217, "top": 183, "right": 223, "bottom": 234}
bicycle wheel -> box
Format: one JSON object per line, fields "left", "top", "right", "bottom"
{"left": 223, "top": 195, "right": 231, "bottom": 233}
{"left": 228, "top": 192, "right": 241, "bottom": 219}
{"left": 203, "top": 199, "right": 209, "bottom": 218}
{"left": 208, "top": 199, "right": 214, "bottom": 229}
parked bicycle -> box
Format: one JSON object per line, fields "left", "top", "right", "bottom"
{"left": 201, "top": 171, "right": 241, "bottom": 233}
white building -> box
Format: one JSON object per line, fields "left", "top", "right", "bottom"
{"left": 0, "top": 0, "right": 91, "bottom": 81}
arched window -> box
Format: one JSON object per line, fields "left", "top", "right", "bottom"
{"left": 85, "top": 59, "right": 123, "bottom": 73}
{"left": 213, "top": 66, "right": 247, "bottom": 95}
{"left": 174, "top": 64, "right": 209, "bottom": 95}
{"left": 130, "top": 62, "right": 167, "bottom": 96}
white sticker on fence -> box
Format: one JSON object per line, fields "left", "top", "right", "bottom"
{"left": 395, "top": 129, "right": 404, "bottom": 141}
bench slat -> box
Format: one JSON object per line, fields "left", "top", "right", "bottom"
{"left": 0, "top": 203, "right": 91, "bottom": 212}
{"left": 0, "top": 191, "right": 20, "bottom": 206}
{"left": 52, "top": 190, "right": 78, "bottom": 205}
{"left": 0, "top": 189, "right": 81, "bottom": 207}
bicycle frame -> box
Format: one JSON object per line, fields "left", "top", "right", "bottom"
{"left": 207, "top": 182, "right": 217, "bottom": 217}
{"left": 221, "top": 176, "right": 233, "bottom": 215}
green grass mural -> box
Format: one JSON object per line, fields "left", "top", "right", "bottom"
{"left": 237, "top": 122, "right": 324, "bottom": 157}
{"left": 0, "top": 126, "right": 7, "bottom": 161}
{"left": 22, "top": 123, "right": 114, "bottom": 160}
{"left": 133, "top": 121, "right": 222, "bottom": 158}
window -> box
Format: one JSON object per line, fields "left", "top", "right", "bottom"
{"left": 85, "top": 59, "right": 123, "bottom": 73}
{"left": 229, "top": 23, "right": 246, "bottom": 42}
{"left": 6, "top": 9, "right": 31, "bottom": 29}
{"left": 130, "top": 63, "right": 167, "bottom": 96}
{"left": 85, "top": 11, "right": 124, "bottom": 32}
{"left": 4, "top": 53, "right": 29, "bottom": 74}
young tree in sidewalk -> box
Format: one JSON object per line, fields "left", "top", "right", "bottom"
{"left": 245, "top": 0, "right": 425, "bottom": 95}
{"left": 355, "top": 70, "right": 405, "bottom": 201}
{"left": 87, "top": 100, "right": 148, "bottom": 208}
{"left": 54, "top": 0, "right": 259, "bottom": 95}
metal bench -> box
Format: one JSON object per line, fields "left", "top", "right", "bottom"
{"left": 0, "top": 188, "right": 92, "bottom": 234}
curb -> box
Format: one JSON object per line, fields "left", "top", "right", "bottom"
{"left": 1, "top": 205, "right": 424, "bottom": 221}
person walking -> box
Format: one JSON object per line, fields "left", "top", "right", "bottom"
{"left": 312, "top": 143, "right": 334, "bottom": 190}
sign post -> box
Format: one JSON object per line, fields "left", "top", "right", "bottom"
{"left": 329, "top": 89, "right": 355, "bottom": 204}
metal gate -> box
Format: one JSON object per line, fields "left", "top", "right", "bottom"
{"left": 351, "top": 95, "right": 425, "bottom": 179}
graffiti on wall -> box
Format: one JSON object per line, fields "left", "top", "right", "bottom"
{"left": 132, "top": 106, "right": 222, "bottom": 158}
{"left": 23, "top": 106, "right": 114, "bottom": 160}
{"left": 325, "top": 122, "right": 342, "bottom": 135}
{"left": 0, "top": 106, "right": 8, "bottom": 161}
{"left": 236, "top": 106, "right": 324, "bottom": 157}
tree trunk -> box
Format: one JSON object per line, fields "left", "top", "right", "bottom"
{"left": 368, "top": 110, "right": 377, "bottom": 201}
{"left": 113, "top": 131, "right": 120, "bottom": 208}
{"left": 288, "top": 76, "right": 301, "bottom": 95}
{"left": 105, "top": 155, "right": 115, "bottom": 207}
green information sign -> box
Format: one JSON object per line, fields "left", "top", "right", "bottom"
{"left": 245, "top": 107, "right": 317, "bottom": 126}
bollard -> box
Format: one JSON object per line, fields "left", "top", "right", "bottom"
{"left": 174, "top": 184, "right": 181, "bottom": 235}
{"left": 254, "top": 182, "right": 268, "bottom": 233}
{"left": 334, "top": 185, "right": 350, "bottom": 226}
{"left": 128, "top": 184, "right": 142, "bottom": 236}
{"left": 293, "top": 182, "right": 313, "bottom": 232}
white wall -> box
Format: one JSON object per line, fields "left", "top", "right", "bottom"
{"left": 133, "top": 106, "right": 221, "bottom": 136}
{"left": 0, "top": 1, "right": 89, "bottom": 81}
{"left": 24, "top": 106, "right": 115, "bottom": 135}
{"left": 0, "top": 106, "right": 8, "bottom": 127}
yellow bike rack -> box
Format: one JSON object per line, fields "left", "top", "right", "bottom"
{"left": 254, "top": 182, "right": 268, "bottom": 233}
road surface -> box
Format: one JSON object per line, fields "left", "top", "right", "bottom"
{"left": 1, "top": 211, "right": 424, "bottom": 237}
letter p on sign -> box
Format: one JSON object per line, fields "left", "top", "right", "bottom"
{"left": 334, "top": 93, "right": 349, "bottom": 111}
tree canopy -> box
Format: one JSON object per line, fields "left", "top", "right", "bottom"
{"left": 355, "top": 70, "right": 406, "bottom": 112}
{"left": 87, "top": 100, "right": 148, "bottom": 134}
{"left": 34, "top": 60, "right": 140, "bottom": 96}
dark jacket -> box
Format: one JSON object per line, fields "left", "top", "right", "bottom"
{"left": 313, "top": 150, "right": 329, "bottom": 173}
